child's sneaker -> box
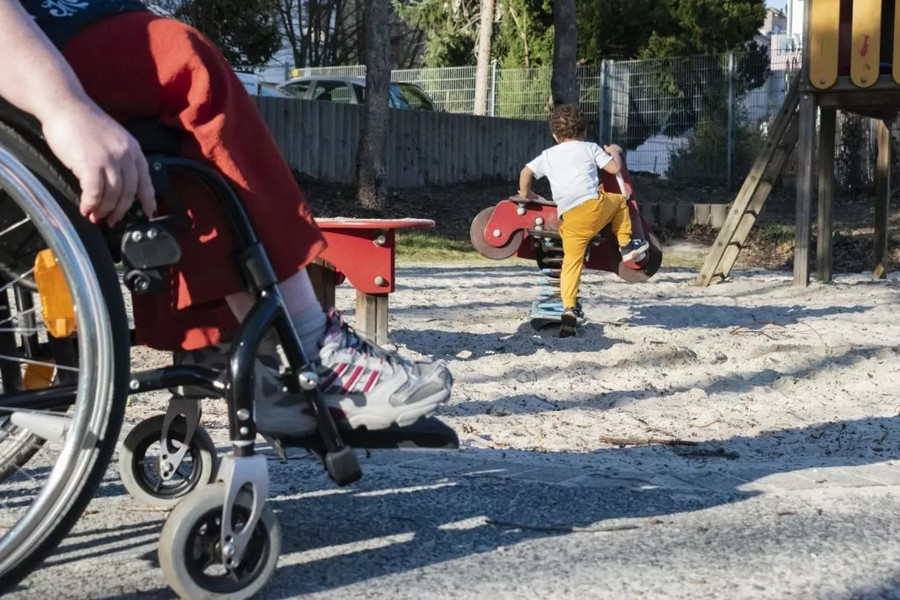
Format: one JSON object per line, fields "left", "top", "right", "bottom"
{"left": 314, "top": 309, "right": 453, "bottom": 431}
{"left": 175, "top": 310, "right": 453, "bottom": 436}
{"left": 559, "top": 308, "right": 578, "bottom": 338}
{"left": 620, "top": 239, "right": 650, "bottom": 262}
{"left": 573, "top": 298, "right": 584, "bottom": 319}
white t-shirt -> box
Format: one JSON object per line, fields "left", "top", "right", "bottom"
{"left": 526, "top": 141, "right": 613, "bottom": 215}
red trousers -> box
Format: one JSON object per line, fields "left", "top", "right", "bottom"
{"left": 62, "top": 12, "right": 326, "bottom": 351}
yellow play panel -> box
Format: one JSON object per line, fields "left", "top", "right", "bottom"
{"left": 894, "top": 0, "right": 900, "bottom": 84}
{"left": 809, "top": 0, "right": 842, "bottom": 89}
{"left": 850, "top": 0, "right": 882, "bottom": 87}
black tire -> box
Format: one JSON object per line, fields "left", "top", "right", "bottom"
{"left": 0, "top": 116, "right": 130, "bottom": 590}
{"left": 159, "top": 483, "right": 281, "bottom": 599}
{"left": 119, "top": 415, "right": 218, "bottom": 508}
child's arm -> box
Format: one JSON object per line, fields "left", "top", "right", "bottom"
{"left": 600, "top": 144, "right": 623, "bottom": 174}
{"left": 518, "top": 166, "right": 539, "bottom": 200}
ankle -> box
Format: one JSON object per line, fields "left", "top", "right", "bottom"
{"left": 289, "top": 305, "right": 328, "bottom": 361}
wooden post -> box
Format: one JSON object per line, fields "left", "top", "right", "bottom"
{"left": 873, "top": 118, "right": 892, "bottom": 279}
{"left": 794, "top": 93, "right": 817, "bottom": 286}
{"left": 306, "top": 259, "right": 336, "bottom": 310}
{"left": 816, "top": 108, "right": 837, "bottom": 282}
{"left": 355, "top": 291, "right": 390, "bottom": 346}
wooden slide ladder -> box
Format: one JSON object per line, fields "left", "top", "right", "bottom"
{"left": 694, "top": 74, "right": 801, "bottom": 286}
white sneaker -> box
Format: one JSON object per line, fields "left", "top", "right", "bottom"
{"left": 620, "top": 239, "right": 650, "bottom": 262}
{"left": 315, "top": 309, "right": 453, "bottom": 430}
{"left": 174, "top": 309, "right": 453, "bottom": 436}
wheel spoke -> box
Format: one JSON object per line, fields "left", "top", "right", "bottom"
{"left": 0, "top": 306, "right": 38, "bottom": 328}
{"left": 0, "top": 354, "right": 76, "bottom": 373}
{"left": 0, "top": 267, "right": 34, "bottom": 297}
{"left": 0, "top": 217, "right": 30, "bottom": 241}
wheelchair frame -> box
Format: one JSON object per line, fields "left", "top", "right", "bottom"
{"left": 0, "top": 105, "right": 457, "bottom": 596}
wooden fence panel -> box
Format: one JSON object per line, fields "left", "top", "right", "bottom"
{"left": 254, "top": 97, "right": 552, "bottom": 188}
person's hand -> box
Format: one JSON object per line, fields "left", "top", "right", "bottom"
{"left": 603, "top": 144, "right": 623, "bottom": 156}
{"left": 41, "top": 102, "right": 156, "bottom": 226}
{"left": 518, "top": 189, "right": 538, "bottom": 201}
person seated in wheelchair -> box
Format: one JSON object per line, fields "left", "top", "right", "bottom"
{"left": 0, "top": 0, "right": 452, "bottom": 435}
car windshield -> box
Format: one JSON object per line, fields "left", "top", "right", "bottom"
{"left": 313, "top": 81, "right": 355, "bottom": 103}
{"left": 282, "top": 80, "right": 311, "bottom": 98}
{"left": 389, "top": 85, "right": 410, "bottom": 109}
{"left": 395, "top": 83, "right": 435, "bottom": 110}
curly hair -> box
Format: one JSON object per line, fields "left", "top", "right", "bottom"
{"left": 549, "top": 105, "right": 586, "bottom": 141}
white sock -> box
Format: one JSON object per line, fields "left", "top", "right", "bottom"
{"left": 258, "top": 304, "right": 326, "bottom": 362}
{"left": 289, "top": 304, "right": 327, "bottom": 362}
{"left": 229, "top": 269, "right": 327, "bottom": 363}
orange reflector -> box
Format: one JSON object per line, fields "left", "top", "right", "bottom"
{"left": 34, "top": 249, "right": 76, "bottom": 338}
{"left": 23, "top": 361, "right": 55, "bottom": 389}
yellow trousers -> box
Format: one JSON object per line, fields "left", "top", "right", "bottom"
{"left": 558, "top": 192, "right": 632, "bottom": 309}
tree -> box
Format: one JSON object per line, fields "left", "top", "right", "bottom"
{"left": 356, "top": 0, "right": 392, "bottom": 209}
{"left": 494, "top": 0, "right": 553, "bottom": 68}
{"left": 275, "top": 0, "right": 366, "bottom": 69}
{"left": 576, "top": 0, "right": 674, "bottom": 61}
{"left": 640, "top": 0, "right": 766, "bottom": 58}
{"left": 394, "top": 0, "right": 480, "bottom": 67}
{"left": 551, "top": 0, "right": 578, "bottom": 106}
{"left": 401, "top": 0, "right": 765, "bottom": 68}
{"left": 175, "top": 0, "right": 282, "bottom": 69}
{"left": 473, "top": 0, "right": 495, "bottom": 115}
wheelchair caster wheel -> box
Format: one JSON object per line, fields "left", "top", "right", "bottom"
{"left": 324, "top": 446, "right": 362, "bottom": 486}
{"left": 119, "top": 415, "right": 218, "bottom": 508}
{"left": 159, "top": 483, "right": 281, "bottom": 600}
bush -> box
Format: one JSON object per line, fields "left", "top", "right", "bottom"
{"left": 835, "top": 112, "right": 869, "bottom": 194}
{"left": 665, "top": 116, "right": 765, "bottom": 187}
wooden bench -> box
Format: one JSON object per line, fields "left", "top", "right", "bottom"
{"left": 306, "top": 218, "right": 435, "bottom": 345}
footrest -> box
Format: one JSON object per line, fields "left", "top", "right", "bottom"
{"left": 278, "top": 417, "right": 459, "bottom": 451}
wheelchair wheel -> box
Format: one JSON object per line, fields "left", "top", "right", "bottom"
{"left": 119, "top": 415, "right": 218, "bottom": 508}
{"left": 159, "top": 483, "right": 281, "bottom": 599}
{"left": 0, "top": 122, "right": 129, "bottom": 590}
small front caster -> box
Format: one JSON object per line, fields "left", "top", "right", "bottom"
{"left": 159, "top": 483, "right": 281, "bottom": 599}
{"left": 119, "top": 414, "right": 218, "bottom": 507}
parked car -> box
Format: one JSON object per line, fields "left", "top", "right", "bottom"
{"left": 278, "top": 76, "right": 437, "bottom": 110}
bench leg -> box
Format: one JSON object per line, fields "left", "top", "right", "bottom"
{"left": 355, "top": 291, "right": 389, "bottom": 346}
{"left": 306, "top": 259, "right": 336, "bottom": 310}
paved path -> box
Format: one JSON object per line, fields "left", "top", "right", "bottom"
{"left": 10, "top": 444, "right": 900, "bottom": 599}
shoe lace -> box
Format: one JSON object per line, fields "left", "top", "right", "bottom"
{"left": 331, "top": 312, "right": 402, "bottom": 370}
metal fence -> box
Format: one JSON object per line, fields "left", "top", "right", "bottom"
{"left": 284, "top": 55, "right": 786, "bottom": 187}
{"left": 288, "top": 63, "right": 604, "bottom": 120}
{"left": 278, "top": 48, "right": 896, "bottom": 191}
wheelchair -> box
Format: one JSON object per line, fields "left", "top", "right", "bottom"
{"left": 0, "top": 100, "right": 458, "bottom": 598}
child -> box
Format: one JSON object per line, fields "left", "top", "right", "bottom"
{"left": 518, "top": 105, "right": 648, "bottom": 338}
